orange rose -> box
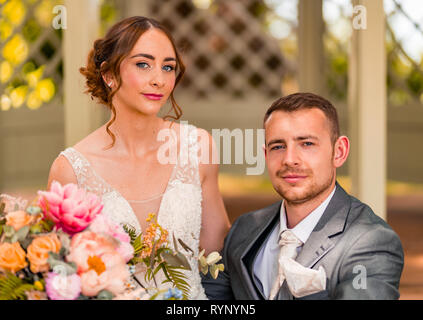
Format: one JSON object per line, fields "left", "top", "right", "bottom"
{"left": 6, "top": 210, "right": 35, "bottom": 231}
{"left": 27, "top": 234, "right": 61, "bottom": 273}
{"left": 0, "top": 242, "right": 28, "bottom": 273}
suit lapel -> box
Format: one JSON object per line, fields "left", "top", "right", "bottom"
{"left": 296, "top": 182, "right": 351, "bottom": 268}
{"left": 240, "top": 201, "right": 281, "bottom": 299}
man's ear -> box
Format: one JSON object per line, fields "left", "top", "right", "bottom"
{"left": 262, "top": 143, "right": 267, "bottom": 159}
{"left": 333, "top": 136, "right": 350, "bottom": 168}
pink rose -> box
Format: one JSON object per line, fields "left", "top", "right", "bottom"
{"left": 45, "top": 272, "right": 81, "bottom": 300}
{"left": 89, "top": 214, "right": 134, "bottom": 262}
{"left": 38, "top": 181, "right": 103, "bottom": 235}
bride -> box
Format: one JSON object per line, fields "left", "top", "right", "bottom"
{"left": 46, "top": 16, "right": 230, "bottom": 299}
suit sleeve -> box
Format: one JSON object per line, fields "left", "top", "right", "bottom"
{"left": 333, "top": 225, "right": 404, "bottom": 300}
{"left": 201, "top": 217, "right": 242, "bottom": 300}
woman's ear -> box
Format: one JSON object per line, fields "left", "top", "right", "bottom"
{"left": 100, "top": 61, "right": 114, "bottom": 88}
{"left": 333, "top": 136, "right": 350, "bottom": 168}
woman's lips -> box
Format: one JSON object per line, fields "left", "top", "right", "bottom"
{"left": 283, "top": 175, "right": 306, "bottom": 183}
{"left": 143, "top": 93, "right": 163, "bottom": 100}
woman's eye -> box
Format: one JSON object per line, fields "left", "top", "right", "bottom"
{"left": 163, "top": 65, "right": 175, "bottom": 72}
{"left": 136, "top": 62, "right": 149, "bottom": 69}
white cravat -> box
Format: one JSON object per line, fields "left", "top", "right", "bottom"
{"left": 268, "top": 230, "right": 303, "bottom": 300}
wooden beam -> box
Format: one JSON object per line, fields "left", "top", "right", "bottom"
{"left": 63, "top": 0, "right": 102, "bottom": 147}
{"left": 298, "top": 0, "right": 324, "bottom": 95}
{"left": 348, "top": 0, "right": 387, "bottom": 220}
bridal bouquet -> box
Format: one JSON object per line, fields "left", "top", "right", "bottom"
{"left": 0, "top": 182, "right": 223, "bottom": 300}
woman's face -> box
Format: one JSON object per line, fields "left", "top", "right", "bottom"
{"left": 112, "top": 28, "right": 177, "bottom": 116}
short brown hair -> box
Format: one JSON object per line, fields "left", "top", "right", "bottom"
{"left": 263, "top": 92, "right": 340, "bottom": 144}
{"left": 79, "top": 16, "right": 185, "bottom": 148}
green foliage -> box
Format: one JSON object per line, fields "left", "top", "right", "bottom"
{"left": 0, "top": 272, "right": 36, "bottom": 300}
{"left": 160, "top": 264, "right": 190, "bottom": 300}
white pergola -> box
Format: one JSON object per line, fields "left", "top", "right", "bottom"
{"left": 63, "top": 0, "right": 387, "bottom": 220}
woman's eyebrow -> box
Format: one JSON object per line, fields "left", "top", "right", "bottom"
{"left": 130, "top": 53, "right": 176, "bottom": 62}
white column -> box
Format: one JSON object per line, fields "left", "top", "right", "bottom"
{"left": 348, "top": 0, "right": 387, "bottom": 220}
{"left": 63, "top": 0, "right": 102, "bottom": 147}
{"left": 298, "top": 0, "right": 324, "bottom": 95}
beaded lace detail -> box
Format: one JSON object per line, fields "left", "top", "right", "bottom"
{"left": 59, "top": 123, "right": 206, "bottom": 299}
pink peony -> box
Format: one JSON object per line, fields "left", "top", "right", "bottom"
{"left": 89, "top": 214, "right": 134, "bottom": 262}
{"left": 38, "top": 181, "right": 103, "bottom": 235}
{"left": 66, "top": 231, "right": 130, "bottom": 297}
{"left": 45, "top": 272, "right": 81, "bottom": 300}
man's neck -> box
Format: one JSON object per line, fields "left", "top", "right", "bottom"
{"left": 284, "top": 182, "right": 336, "bottom": 229}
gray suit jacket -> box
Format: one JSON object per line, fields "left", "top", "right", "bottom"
{"left": 202, "top": 182, "right": 404, "bottom": 300}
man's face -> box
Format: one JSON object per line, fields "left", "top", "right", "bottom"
{"left": 264, "top": 108, "right": 336, "bottom": 205}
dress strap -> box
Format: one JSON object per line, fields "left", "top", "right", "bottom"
{"left": 169, "top": 123, "right": 201, "bottom": 188}
{"left": 60, "top": 148, "right": 113, "bottom": 197}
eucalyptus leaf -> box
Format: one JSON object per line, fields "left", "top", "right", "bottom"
{"left": 26, "top": 206, "right": 41, "bottom": 216}
{"left": 3, "top": 225, "right": 15, "bottom": 238}
{"left": 97, "top": 290, "right": 114, "bottom": 300}
{"left": 47, "top": 252, "right": 77, "bottom": 275}
{"left": 9, "top": 234, "right": 18, "bottom": 243}
{"left": 15, "top": 226, "right": 29, "bottom": 242}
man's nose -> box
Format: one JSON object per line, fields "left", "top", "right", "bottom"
{"left": 282, "top": 146, "right": 300, "bottom": 167}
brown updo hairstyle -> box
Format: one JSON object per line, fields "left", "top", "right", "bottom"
{"left": 79, "top": 16, "right": 186, "bottom": 148}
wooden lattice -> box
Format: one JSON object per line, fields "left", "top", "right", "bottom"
{"left": 145, "top": 0, "right": 287, "bottom": 99}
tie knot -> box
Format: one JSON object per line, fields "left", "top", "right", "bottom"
{"left": 279, "top": 230, "right": 303, "bottom": 247}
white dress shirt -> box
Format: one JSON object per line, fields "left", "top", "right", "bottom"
{"left": 253, "top": 186, "right": 336, "bottom": 298}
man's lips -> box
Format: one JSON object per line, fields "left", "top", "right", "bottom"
{"left": 143, "top": 93, "right": 163, "bottom": 100}
{"left": 282, "top": 175, "right": 307, "bottom": 183}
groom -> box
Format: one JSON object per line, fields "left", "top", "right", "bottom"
{"left": 202, "top": 92, "right": 404, "bottom": 300}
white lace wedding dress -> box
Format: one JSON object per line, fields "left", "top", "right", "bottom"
{"left": 59, "top": 123, "right": 207, "bottom": 300}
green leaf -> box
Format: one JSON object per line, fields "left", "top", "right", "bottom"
{"left": 15, "top": 226, "right": 29, "bottom": 242}
{"left": 160, "top": 251, "right": 191, "bottom": 270}
{"left": 26, "top": 206, "right": 41, "bottom": 216}
{"left": 3, "top": 225, "right": 15, "bottom": 238}
{"left": 177, "top": 238, "right": 194, "bottom": 254}
{"left": 0, "top": 272, "right": 36, "bottom": 300}
{"left": 47, "top": 252, "right": 77, "bottom": 275}
{"left": 172, "top": 233, "right": 179, "bottom": 252}
{"left": 97, "top": 290, "right": 114, "bottom": 300}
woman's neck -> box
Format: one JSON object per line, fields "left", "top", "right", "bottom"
{"left": 106, "top": 107, "right": 167, "bottom": 158}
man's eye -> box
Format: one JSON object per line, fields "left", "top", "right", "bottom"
{"left": 303, "top": 142, "right": 314, "bottom": 146}
{"left": 271, "top": 145, "right": 284, "bottom": 151}
{"left": 136, "top": 62, "right": 149, "bottom": 69}
{"left": 163, "top": 65, "right": 175, "bottom": 72}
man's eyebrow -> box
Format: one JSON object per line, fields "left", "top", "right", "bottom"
{"left": 266, "top": 136, "right": 319, "bottom": 147}
{"left": 130, "top": 53, "right": 176, "bottom": 62}
{"left": 295, "top": 135, "right": 319, "bottom": 141}
{"left": 267, "top": 139, "right": 285, "bottom": 147}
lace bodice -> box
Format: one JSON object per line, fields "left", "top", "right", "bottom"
{"left": 60, "top": 123, "right": 206, "bottom": 299}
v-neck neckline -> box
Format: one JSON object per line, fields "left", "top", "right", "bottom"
{"left": 68, "top": 147, "right": 179, "bottom": 232}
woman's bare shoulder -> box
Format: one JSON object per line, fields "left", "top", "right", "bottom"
{"left": 47, "top": 154, "right": 77, "bottom": 188}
